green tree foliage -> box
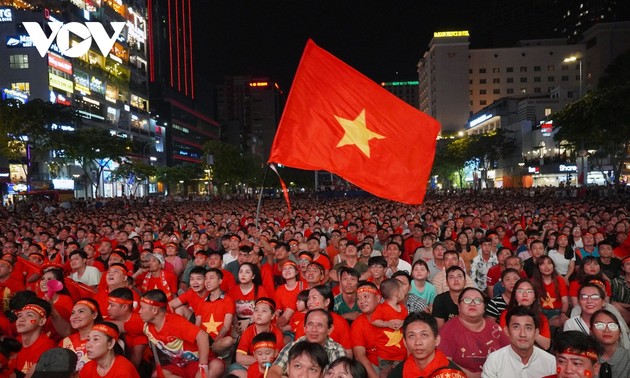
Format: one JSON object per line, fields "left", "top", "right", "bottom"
{"left": 155, "top": 163, "right": 204, "bottom": 194}
{"left": 110, "top": 160, "right": 157, "bottom": 196}
{"left": 202, "top": 140, "right": 264, "bottom": 193}
{"left": 552, "top": 49, "right": 630, "bottom": 184}
{"left": 50, "top": 127, "right": 130, "bottom": 196}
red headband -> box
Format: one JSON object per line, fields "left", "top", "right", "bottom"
{"left": 141, "top": 297, "right": 167, "bottom": 308}
{"left": 108, "top": 296, "right": 134, "bottom": 306}
{"left": 76, "top": 300, "right": 98, "bottom": 313}
{"left": 92, "top": 324, "right": 119, "bottom": 340}
{"left": 109, "top": 265, "right": 129, "bottom": 275}
{"left": 357, "top": 286, "right": 380, "bottom": 296}
{"left": 22, "top": 304, "right": 47, "bottom": 318}
{"left": 282, "top": 261, "right": 298, "bottom": 269}
{"left": 256, "top": 299, "right": 276, "bottom": 312}
{"left": 253, "top": 341, "right": 276, "bottom": 351}
{"left": 0, "top": 259, "right": 11, "bottom": 268}
{"left": 561, "top": 347, "right": 598, "bottom": 362}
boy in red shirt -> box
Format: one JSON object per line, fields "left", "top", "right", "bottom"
{"left": 247, "top": 332, "right": 278, "bottom": 378}
{"left": 9, "top": 298, "right": 56, "bottom": 376}
{"left": 169, "top": 266, "right": 208, "bottom": 319}
{"left": 370, "top": 278, "right": 408, "bottom": 378}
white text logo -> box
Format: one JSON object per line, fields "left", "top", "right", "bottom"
{"left": 22, "top": 22, "right": 125, "bottom": 58}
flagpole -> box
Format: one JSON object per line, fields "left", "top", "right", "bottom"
{"left": 255, "top": 164, "right": 271, "bottom": 229}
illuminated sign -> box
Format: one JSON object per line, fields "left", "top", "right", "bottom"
{"left": 52, "top": 179, "right": 75, "bottom": 190}
{"left": 49, "top": 73, "right": 74, "bottom": 92}
{"left": 105, "top": 84, "right": 118, "bottom": 103}
{"left": 381, "top": 81, "right": 419, "bottom": 86}
{"left": 541, "top": 121, "right": 553, "bottom": 137}
{"left": 433, "top": 30, "right": 469, "bottom": 38}
{"left": 22, "top": 22, "right": 126, "bottom": 58}
{"left": 48, "top": 54, "right": 73, "bottom": 74}
{"left": 74, "top": 70, "right": 91, "bottom": 94}
{"left": 2, "top": 88, "right": 28, "bottom": 103}
{"left": 249, "top": 81, "right": 269, "bottom": 87}
{"left": 0, "top": 8, "right": 12, "bottom": 22}
{"left": 527, "top": 167, "right": 540, "bottom": 174}
{"left": 559, "top": 164, "right": 578, "bottom": 172}
{"left": 469, "top": 113, "right": 493, "bottom": 128}
{"left": 90, "top": 76, "right": 105, "bottom": 94}
{"left": 6, "top": 35, "right": 34, "bottom": 48}
{"left": 50, "top": 90, "right": 72, "bottom": 106}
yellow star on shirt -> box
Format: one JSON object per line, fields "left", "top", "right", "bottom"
{"left": 384, "top": 329, "right": 403, "bottom": 348}
{"left": 335, "top": 109, "right": 385, "bottom": 158}
{"left": 541, "top": 295, "right": 556, "bottom": 308}
{"left": 202, "top": 314, "right": 223, "bottom": 334}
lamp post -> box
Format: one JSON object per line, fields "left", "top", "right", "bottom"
{"left": 563, "top": 56, "right": 582, "bottom": 98}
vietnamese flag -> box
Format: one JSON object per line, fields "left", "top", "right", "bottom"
{"left": 268, "top": 40, "right": 440, "bottom": 204}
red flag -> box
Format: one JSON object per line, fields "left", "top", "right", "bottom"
{"left": 268, "top": 40, "right": 440, "bottom": 204}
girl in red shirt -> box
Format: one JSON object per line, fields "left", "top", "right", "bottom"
{"left": 531, "top": 256, "right": 569, "bottom": 328}
{"left": 37, "top": 268, "right": 74, "bottom": 342}
{"left": 60, "top": 298, "right": 103, "bottom": 372}
{"left": 228, "top": 263, "right": 269, "bottom": 336}
{"left": 80, "top": 321, "right": 139, "bottom": 377}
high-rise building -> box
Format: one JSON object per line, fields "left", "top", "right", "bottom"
{"left": 380, "top": 81, "right": 419, "bottom": 108}
{"left": 216, "top": 76, "right": 282, "bottom": 160}
{"left": 147, "top": 0, "right": 220, "bottom": 167}
{"left": 0, "top": 0, "right": 156, "bottom": 197}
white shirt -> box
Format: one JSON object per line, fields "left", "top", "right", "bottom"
{"left": 71, "top": 266, "right": 102, "bottom": 286}
{"left": 482, "top": 345, "right": 556, "bottom": 378}
{"left": 386, "top": 259, "right": 411, "bottom": 277}
{"left": 548, "top": 249, "right": 574, "bottom": 275}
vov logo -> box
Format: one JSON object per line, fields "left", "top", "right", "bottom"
{"left": 22, "top": 21, "right": 126, "bottom": 58}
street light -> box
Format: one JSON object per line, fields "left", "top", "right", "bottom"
{"left": 563, "top": 55, "right": 582, "bottom": 98}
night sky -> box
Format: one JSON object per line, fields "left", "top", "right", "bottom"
{"left": 192, "top": 1, "right": 482, "bottom": 90}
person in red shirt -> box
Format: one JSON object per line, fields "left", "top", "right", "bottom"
{"left": 59, "top": 298, "right": 103, "bottom": 372}
{"left": 234, "top": 298, "right": 285, "bottom": 376}
{"left": 246, "top": 332, "right": 278, "bottom": 378}
{"left": 275, "top": 260, "right": 304, "bottom": 329}
{"left": 207, "top": 250, "right": 236, "bottom": 293}
{"left": 194, "top": 268, "right": 236, "bottom": 357}
{"left": 169, "top": 266, "right": 208, "bottom": 319}
{"left": 9, "top": 299, "right": 56, "bottom": 376}
{"left": 80, "top": 321, "right": 139, "bottom": 378}
{"left": 0, "top": 258, "right": 23, "bottom": 311}
{"left": 134, "top": 253, "right": 178, "bottom": 300}
{"left": 94, "top": 263, "right": 140, "bottom": 315}
{"left": 228, "top": 263, "right": 269, "bottom": 336}
{"left": 106, "top": 287, "right": 148, "bottom": 369}
{"left": 306, "top": 237, "right": 331, "bottom": 279}
{"left": 351, "top": 282, "right": 382, "bottom": 378}
{"left": 139, "top": 289, "right": 223, "bottom": 378}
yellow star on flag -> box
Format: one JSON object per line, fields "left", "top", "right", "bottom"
{"left": 202, "top": 314, "right": 223, "bottom": 334}
{"left": 335, "top": 109, "right": 385, "bottom": 158}
{"left": 384, "top": 329, "right": 403, "bottom": 348}
{"left": 541, "top": 295, "right": 556, "bottom": 308}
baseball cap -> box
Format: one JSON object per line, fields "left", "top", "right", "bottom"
{"left": 32, "top": 348, "right": 78, "bottom": 378}
{"left": 147, "top": 253, "right": 165, "bottom": 265}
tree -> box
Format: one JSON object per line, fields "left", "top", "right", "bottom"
{"left": 552, "top": 49, "right": 630, "bottom": 184}
{"left": 50, "top": 127, "right": 130, "bottom": 197}
{"left": 155, "top": 163, "right": 204, "bottom": 195}
{"left": 432, "top": 137, "right": 472, "bottom": 188}
{"left": 202, "top": 140, "right": 264, "bottom": 194}
{"left": 110, "top": 160, "right": 157, "bottom": 196}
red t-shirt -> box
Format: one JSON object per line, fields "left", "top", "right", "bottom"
{"left": 137, "top": 270, "right": 178, "bottom": 300}
{"left": 121, "top": 312, "right": 149, "bottom": 348}
{"left": 177, "top": 288, "right": 205, "bottom": 308}
{"left": 569, "top": 279, "right": 612, "bottom": 298}
{"left": 260, "top": 264, "right": 276, "bottom": 299}
{"left": 313, "top": 253, "right": 332, "bottom": 271}
{"left": 237, "top": 323, "right": 285, "bottom": 356}
{"left": 10, "top": 333, "right": 56, "bottom": 374}
{"left": 274, "top": 282, "right": 304, "bottom": 313}
{"left": 143, "top": 313, "right": 202, "bottom": 367}
{"left": 95, "top": 290, "right": 141, "bottom": 316}
{"left": 351, "top": 313, "right": 380, "bottom": 365}
{"left": 79, "top": 355, "right": 140, "bottom": 378}
{"left": 220, "top": 269, "right": 236, "bottom": 293}
{"left": 370, "top": 302, "right": 408, "bottom": 361}
{"left": 247, "top": 363, "right": 265, "bottom": 378}
{"left": 193, "top": 294, "right": 236, "bottom": 338}
{"left": 486, "top": 266, "right": 527, "bottom": 287}
{"left": 541, "top": 276, "right": 569, "bottom": 310}
{"left": 228, "top": 285, "right": 269, "bottom": 320}
{"left": 289, "top": 311, "right": 306, "bottom": 334}
{"left": 294, "top": 311, "right": 352, "bottom": 350}
{"left": 44, "top": 294, "right": 74, "bottom": 342}
{"left": 60, "top": 333, "right": 89, "bottom": 371}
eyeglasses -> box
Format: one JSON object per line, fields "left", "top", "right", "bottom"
{"left": 593, "top": 322, "right": 620, "bottom": 332}
{"left": 579, "top": 294, "right": 602, "bottom": 301}
{"left": 298, "top": 259, "right": 311, "bottom": 264}
{"left": 515, "top": 289, "right": 535, "bottom": 295}
{"left": 460, "top": 297, "right": 484, "bottom": 305}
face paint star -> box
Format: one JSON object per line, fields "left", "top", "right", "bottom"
{"left": 384, "top": 329, "right": 403, "bottom": 348}
{"left": 335, "top": 109, "right": 385, "bottom": 158}
{"left": 202, "top": 314, "right": 223, "bottom": 334}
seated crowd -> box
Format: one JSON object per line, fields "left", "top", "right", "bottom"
{"left": 0, "top": 193, "right": 629, "bottom": 378}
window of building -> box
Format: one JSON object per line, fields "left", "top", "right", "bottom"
{"left": 548, "top": 76, "right": 555, "bottom": 82}
{"left": 492, "top": 67, "right": 500, "bottom": 73}
{"left": 562, "top": 75, "right": 569, "bottom": 81}
{"left": 561, "top": 64, "right": 569, "bottom": 71}
{"left": 548, "top": 87, "right": 555, "bottom": 92}
{"left": 534, "top": 66, "right": 541, "bottom": 72}
{"left": 479, "top": 79, "right": 486, "bottom": 84}
{"left": 548, "top": 65, "right": 555, "bottom": 71}
{"left": 507, "top": 78, "right": 514, "bottom": 83}
{"left": 469, "top": 68, "right": 472, "bottom": 74}
{"left": 520, "top": 66, "right": 527, "bottom": 72}
{"left": 534, "top": 77, "right": 541, "bottom": 82}
{"left": 520, "top": 88, "right": 527, "bottom": 94}
{"left": 507, "top": 88, "right": 514, "bottom": 94}
{"left": 544, "top": 108, "right": 552, "bottom": 116}
{"left": 479, "top": 68, "right": 486, "bottom": 73}
{"left": 493, "top": 88, "right": 500, "bottom": 94}
{"left": 534, "top": 87, "right": 541, "bottom": 93}
{"left": 506, "top": 67, "right": 514, "bottom": 73}
{"left": 480, "top": 89, "right": 486, "bottom": 94}
{"left": 480, "top": 100, "right": 487, "bottom": 105}
{"left": 520, "top": 77, "right": 527, "bottom": 83}
{"left": 493, "top": 78, "right": 500, "bottom": 84}
{"left": 11, "top": 82, "right": 30, "bottom": 95}
{"left": 469, "top": 79, "right": 472, "bottom": 84}
{"left": 9, "top": 54, "right": 29, "bottom": 69}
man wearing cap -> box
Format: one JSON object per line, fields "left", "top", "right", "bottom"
{"left": 140, "top": 289, "right": 224, "bottom": 378}
{"left": 69, "top": 250, "right": 102, "bottom": 288}
{"left": 30, "top": 348, "right": 78, "bottom": 378}
{"left": 135, "top": 252, "right": 178, "bottom": 300}
{"left": 9, "top": 298, "right": 56, "bottom": 375}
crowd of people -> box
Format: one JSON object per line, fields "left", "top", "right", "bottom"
{"left": 0, "top": 190, "right": 629, "bottom": 378}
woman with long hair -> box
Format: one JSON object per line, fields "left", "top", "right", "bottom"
{"left": 80, "top": 321, "right": 139, "bottom": 377}
{"left": 531, "top": 256, "right": 569, "bottom": 328}
{"left": 38, "top": 266, "right": 73, "bottom": 342}
{"left": 455, "top": 232, "right": 477, "bottom": 275}
{"left": 547, "top": 233, "right": 575, "bottom": 284}
{"left": 228, "top": 262, "right": 269, "bottom": 335}
{"left": 590, "top": 309, "right": 630, "bottom": 378}
{"left": 569, "top": 256, "right": 612, "bottom": 306}
{"left": 60, "top": 297, "right": 104, "bottom": 371}
{"left": 499, "top": 278, "right": 551, "bottom": 350}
